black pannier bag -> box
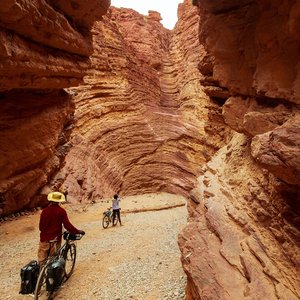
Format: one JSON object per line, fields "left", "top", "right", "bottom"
{"left": 46, "top": 257, "right": 66, "bottom": 292}
{"left": 19, "top": 260, "right": 40, "bottom": 294}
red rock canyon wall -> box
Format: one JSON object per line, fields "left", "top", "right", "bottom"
{"left": 51, "top": 4, "right": 229, "bottom": 204}
{"left": 0, "top": 1, "right": 299, "bottom": 299}
{"left": 0, "top": 0, "right": 110, "bottom": 215}
{"left": 179, "top": 0, "right": 300, "bottom": 299}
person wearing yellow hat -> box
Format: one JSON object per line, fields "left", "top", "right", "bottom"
{"left": 37, "top": 191, "right": 85, "bottom": 263}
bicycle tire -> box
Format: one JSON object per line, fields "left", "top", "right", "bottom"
{"left": 64, "top": 243, "right": 76, "bottom": 278}
{"left": 34, "top": 264, "right": 53, "bottom": 300}
{"left": 102, "top": 215, "right": 110, "bottom": 229}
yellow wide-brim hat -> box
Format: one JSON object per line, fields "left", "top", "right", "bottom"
{"left": 47, "top": 192, "right": 66, "bottom": 203}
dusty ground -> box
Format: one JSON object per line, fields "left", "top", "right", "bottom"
{"left": 0, "top": 193, "right": 187, "bottom": 300}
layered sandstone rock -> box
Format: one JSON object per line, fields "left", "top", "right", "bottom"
{"left": 0, "top": 0, "right": 110, "bottom": 215}
{"left": 49, "top": 3, "right": 230, "bottom": 204}
{"left": 179, "top": 133, "right": 300, "bottom": 300}
{"left": 195, "top": 0, "right": 300, "bottom": 104}
{"left": 179, "top": 0, "right": 300, "bottom": 299}
{"left": 222, "top": 97, "right": 300, "bottom": 186}
{"left": 194, "top": 0, "right": 300, "bottom": 192}
{"left": 0, "top": 2, "right": 298, "bottom": 299}
{"left": 0, "top": 90, "right": 74, "bottom": 214}
{"left": 0, "top": 0, "right": 110, "bottom": 90}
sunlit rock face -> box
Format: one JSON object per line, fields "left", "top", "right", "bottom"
{"left": 179, "top": 133, "right": 300, "bottom": 300}
{"left": 179, "top": 0, "right": 300, "bottom": 299}
{"left": 0, "top": 0, "right": 110, "bottom": 215}
{"left": 51, "top": 2, "right": 230, "bottom": 203}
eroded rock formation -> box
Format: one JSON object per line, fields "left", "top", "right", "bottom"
{"left": 50, "top": 3, "right": 229, "bottom": 204}
{"left": 0, "top": 0, "right": 110, "bottom": 215}
{"left": 179, "top": 0, "right": 300, "bottom": 299}
{"left": 0, "top": 0, "right": 110, "bottom": 90}
{"left": 0, "top": 90, "right": 74, "bottom": 213}
{"left": 0, "top": 1, "right": 299, "bottom": 299}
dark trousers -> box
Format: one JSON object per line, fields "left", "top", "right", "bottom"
{"left": 112, "top": 209, "right": 121, "bottom": 224}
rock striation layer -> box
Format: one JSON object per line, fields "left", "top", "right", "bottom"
{"left": 0, "top": 0, "right": 110, "bottom": 215}
{"left": 0, "top": 90, "right": 74, "bottom": 213}
{"left": 195, "top": 0, "right": 300, "bottom": 104}
{"left": 0, "top": 0, "right": 110, "bottom": 91}
{"left": 48, "top": 3, "right": 230, "bottom": 204}
{"left": 179, "top": 0, "right": 300, "bottom": 299}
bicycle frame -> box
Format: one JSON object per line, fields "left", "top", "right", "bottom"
{"left": 34, "top": 231, "right": 83, "bottom": 299}
{"left": 40, "top": 238, "right": 70, "bottom": 271}
{"left": 102, "top": 207, "right": 117, "bottom": 229}
{"left": 104, "top": 207, "right": 113, "bottom": 218}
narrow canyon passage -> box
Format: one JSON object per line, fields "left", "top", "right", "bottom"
{"left": 0, "top": 0, "right": 299, "bottom": 299}
{"left": 0, "top": 194, "right": 187, "bottom": 300}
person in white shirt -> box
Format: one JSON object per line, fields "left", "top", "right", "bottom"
{"left": 112, "top": 194, "right": 122, "bottom": 225}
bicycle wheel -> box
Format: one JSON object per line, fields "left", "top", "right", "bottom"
{"left": 102, "top": 215, "right": 110, "bottom": 229}
{"left": 34, "top": 264, "right": 53, "bottom": 300}
{"left": 64, "top": 243, "right": 76, "bottom": 278}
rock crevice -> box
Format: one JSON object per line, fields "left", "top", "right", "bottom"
{"left": 0, "top": 0, "right": 110, "bottom": 215}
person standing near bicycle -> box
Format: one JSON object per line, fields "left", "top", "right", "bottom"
{"left": 37, "top": 191, "right": 85, "bottom": 264}
{"left": 112, "top": 194, "right": 122, "bottom": 226}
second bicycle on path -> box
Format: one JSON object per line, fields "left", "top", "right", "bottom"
{"left": 102, "top": 207, "right": 119, "bottom": 229}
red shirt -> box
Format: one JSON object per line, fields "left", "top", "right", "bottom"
{"left": 39, "top": 204, "right": 80, "bottom": 242}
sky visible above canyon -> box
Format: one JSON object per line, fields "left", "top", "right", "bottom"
{"left": 111, "top": 0, "right": 184, "bottom": 29}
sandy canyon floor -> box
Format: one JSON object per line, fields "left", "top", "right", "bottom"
{"left": 0, "top": 193, "right": 187, "bottom": 300}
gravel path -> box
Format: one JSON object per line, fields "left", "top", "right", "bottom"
{"left": 0, "top": 193, "right": 187, "bottom": 300}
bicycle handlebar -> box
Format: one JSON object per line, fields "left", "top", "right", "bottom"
{"left": 63, "top": 231, "right": 85, "bottom": 241}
